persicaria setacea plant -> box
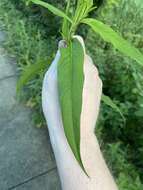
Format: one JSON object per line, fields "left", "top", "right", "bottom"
{"left": 18, "top": 0, "right": 143, "bottom": 175}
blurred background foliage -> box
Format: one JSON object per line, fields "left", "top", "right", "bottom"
{"left": 0, "top": 0, "right": 143, "bottom": 189}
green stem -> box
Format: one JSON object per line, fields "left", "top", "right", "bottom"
{"left": 62, "top": 0, "right": 71, "bottom": 41}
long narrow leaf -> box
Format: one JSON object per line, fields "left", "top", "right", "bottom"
{"left": 58, "top": 38, "right": 87, "bottom": 174}
{"left": 30, "top": 0, "right": 73, "bottom": 23}
{"left": 82, "top": 18, "right": 143, "bottom": 66}
{"left": 102, "top": 94, "right": 125, "bottom": 121}
{"left": 17, "top": 60, "right": 49, "bottom": 93}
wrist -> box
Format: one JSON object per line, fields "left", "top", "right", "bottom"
{"left": 81, "top": 132, "right": 101, "bottom": 152}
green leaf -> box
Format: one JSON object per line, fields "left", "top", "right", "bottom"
{"left": 82, "top": 18, "right": 143, "bottom": 66}
{"left": 74, "top": 0, "right": 93, "bottom": 23}
{"left": 101, "top": 94, "right": 125, "bottom": 121}
{"left": 30, "top": 0, "right": 73, "bottom": 23}
{"left": 17, "top": 60, "right": 49, "bottom": 93}
{"left": 58, "top": 38, "right": 87, "bottom": 175}
{"left": 70, "top": 0, "right": 95, "bottom": 36}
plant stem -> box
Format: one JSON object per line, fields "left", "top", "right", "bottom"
{"left": 62, "top": 0, "right": 71, "bottom": 42}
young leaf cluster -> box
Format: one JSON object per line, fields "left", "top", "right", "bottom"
{"left": 69, "top": 0, "right": 95, "bottom": 37}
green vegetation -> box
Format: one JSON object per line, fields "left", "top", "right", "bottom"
{"left": 0, "top": 0, "right": 57, "bottom": 127}
{"left": 0, "top": 0, "right": 143, "bottom": 189}
{"left": 86, "top": 0, "right": 143, "bottom": 188}
{"left": 23, "top": 0, "right": 143, "bottom": 175}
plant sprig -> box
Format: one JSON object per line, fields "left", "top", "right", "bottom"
{"left": 23, "top": 0, "right": 143, "bottom": 176}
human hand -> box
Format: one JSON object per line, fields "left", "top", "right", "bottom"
{"left": 42, "top": 36, "right": 117, "bottom": 190}
{"left": 42, "top": 35, "right": 102, "bottom": 141}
